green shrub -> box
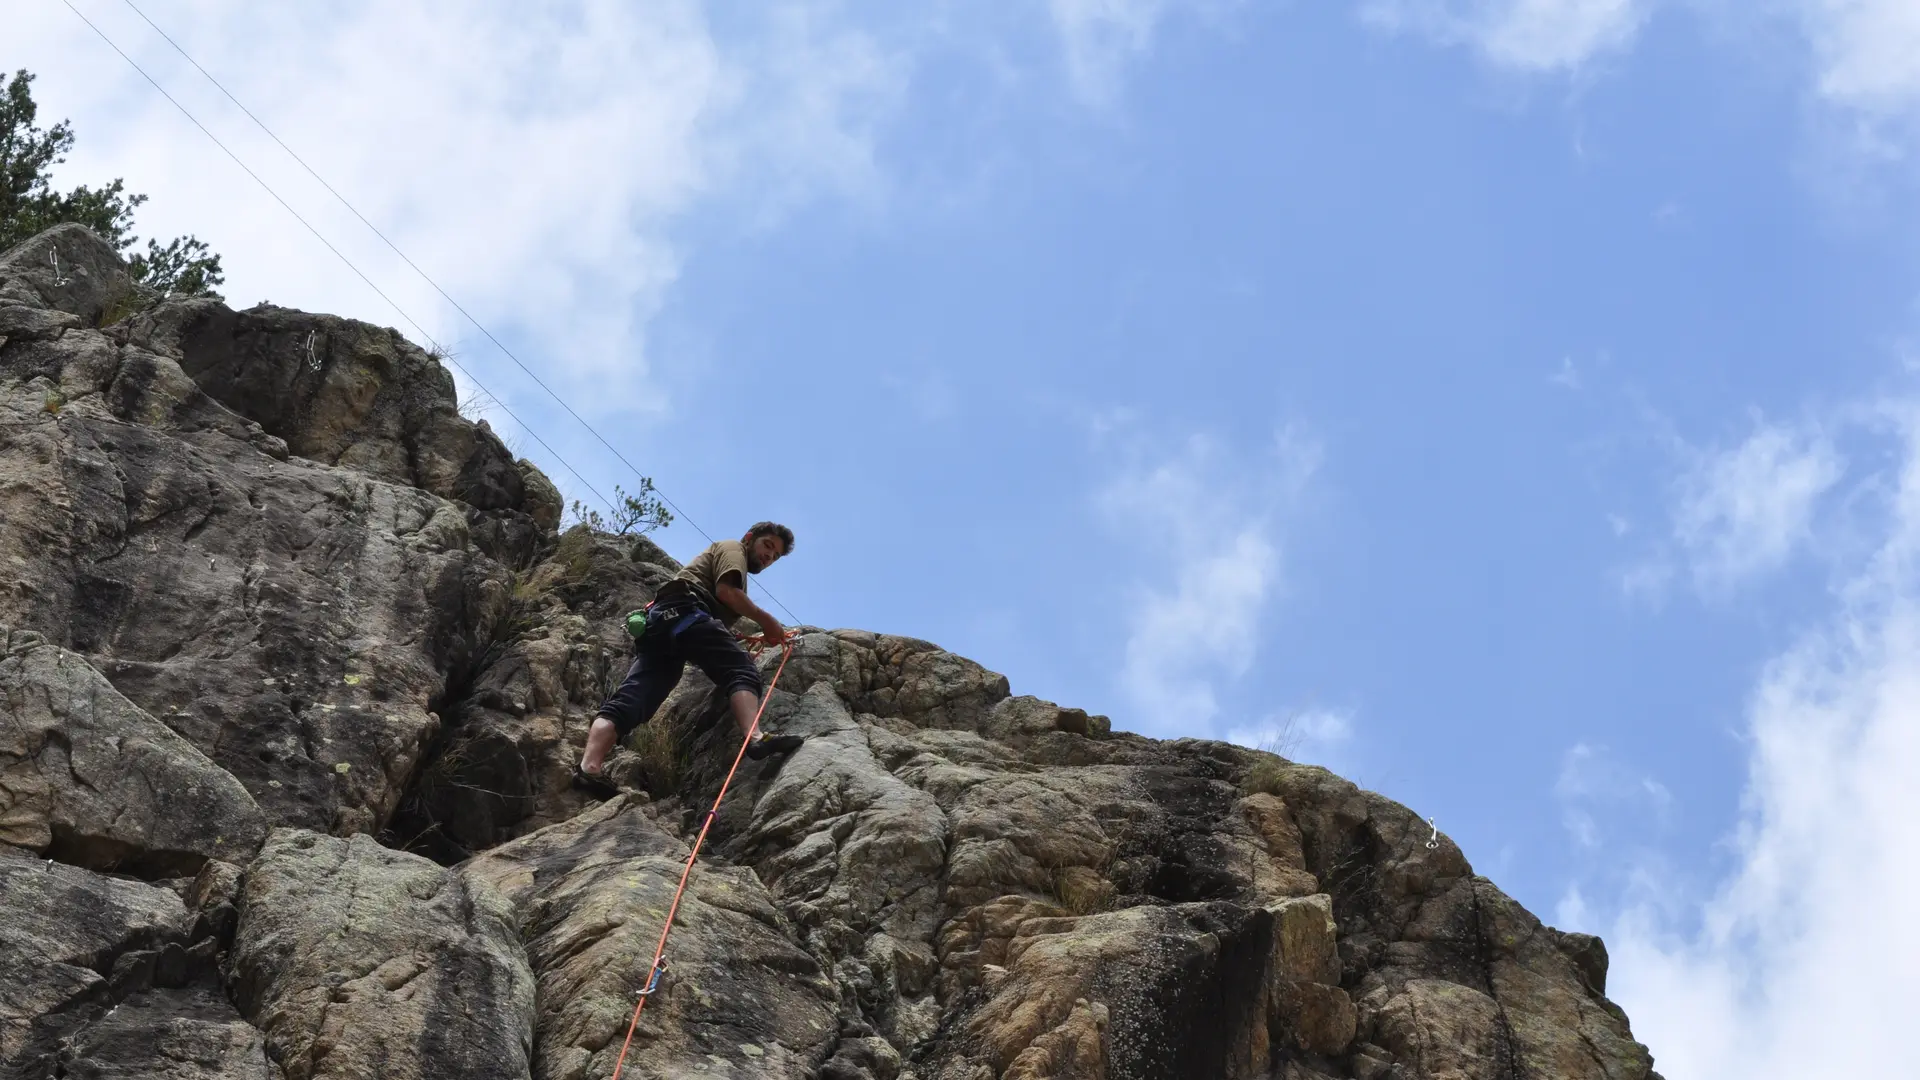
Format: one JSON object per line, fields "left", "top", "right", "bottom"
{"left": 628, "top": 712, "right": 685, "bottom": 796}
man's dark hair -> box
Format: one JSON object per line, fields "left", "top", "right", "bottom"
{"left": 746, "top": 521, "right": 796, "bottom": 555}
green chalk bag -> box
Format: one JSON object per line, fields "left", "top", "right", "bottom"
{"left": 625, "top": 607, "right": 650, "bottom": 640}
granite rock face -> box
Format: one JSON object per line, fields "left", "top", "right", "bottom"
{"left": 462, "top": 796, "right": 841, "bottom": 1079}
{"left": 53, "top": 985, "right": 280, "bottom": 1080}
{"left": 0, "top": 851, "right": 265, "bottom": 1080}
{"left": 227, "top": 830, "right": 535, "bottom": 1080}
{"left": 0, "top": 627, "right": 266, "bottom": 874}
{"left": 0, "top": 225, "right": 533, "bottom": 841}
{"left": 0, "top": 227, "right": 1658, "bottom": 1079}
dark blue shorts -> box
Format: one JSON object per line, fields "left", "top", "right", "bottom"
{"left": 596, "top": 610, "right": 763, "bottom": 738}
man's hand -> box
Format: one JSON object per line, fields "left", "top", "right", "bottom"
{"left": 754, "top": 615, "right": 787, "bottom": 644}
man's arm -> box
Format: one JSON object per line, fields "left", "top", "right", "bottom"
{"left": 715, "top": 577, "right": 785, "bottom": 641}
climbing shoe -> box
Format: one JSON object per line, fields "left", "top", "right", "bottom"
{"left": 571, "top": 764, "right": 621, "bottom": 800}
{"left": 744, "top": 732, "right": 805, "bottom": 760}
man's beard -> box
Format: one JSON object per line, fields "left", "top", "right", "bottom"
{"left": 746, "top": 550, "right": 766, "bottom": 574}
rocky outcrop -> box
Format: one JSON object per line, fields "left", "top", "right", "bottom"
{"left": 0, "top": 226, "right": 1658, "bottom": 1079}
{"left": 227, "top": 830, "right": 534, "bottom": 1080}
{"left": 0, "top": 223, "right": 138, "bottom": 329}
{"left": 1269, "top": 765, "right": 1656, "bottom": 1080}
{"left": 126, "top": 299, "right": 545, "bottom": 539}
{"left": 0, "top": 224, "right": 534, "bottom": 843}
{"left": 0, "top": 851, "right": 262, "bottom": 1080}
{"left": 463, "top": 796, "right": 841, "bottom": 1079}
{"left": 0, "top": 627, "right": 265, "bottom": 875}
{"left": 54, "top": 985, "right": 279, "bottom": 1080}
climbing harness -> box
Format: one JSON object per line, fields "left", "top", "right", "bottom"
{"left": 607, "top": 632, "right": 796, "bottom": 1080}
{"left": 49, "top": 249, "right": 68, "bottom": 286}
{"left": 623, "top": 602, "right": 708, "bottom": 645}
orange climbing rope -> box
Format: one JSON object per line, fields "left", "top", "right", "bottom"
{"left": 607, "top": 633, "right": 796, "bottom": 1080}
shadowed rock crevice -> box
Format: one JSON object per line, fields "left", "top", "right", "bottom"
{"left": 378, "top": 619, "right": 527, "bottom": 866}
{"left": 381, "top": 530, "right": 665, "bottom": 865}
{"left": 1, "top": 226, "right": 1659, "bottom": 1080}
{"left": 0, "top": 852, "right": 253, "bottom": 1080}
{"left": 1092, "top": 902, "right": 1274, "bottom": 1080}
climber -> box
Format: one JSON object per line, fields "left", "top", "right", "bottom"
{"left": 573, "top": 521, "right": 805, "bottom": 798}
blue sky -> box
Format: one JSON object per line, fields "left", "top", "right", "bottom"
{"left": 18, "top": 2, "right": 1920, "bottom": 1075}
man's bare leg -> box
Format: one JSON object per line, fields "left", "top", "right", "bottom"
{"left": 586, "top": 689, "right": 763, "bottom": 773}
{"left": 730, "top": 689, "right": 762, "bottom": 740}
{"left": 734, "top": 687, "right": 806, "bottom": 759}
{"left": 580, "top": 716, "right": 620, "bottom": 774}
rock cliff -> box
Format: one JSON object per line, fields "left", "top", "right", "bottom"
{"left": 0, "top": 224, "right": 1659, "bottom": 1079}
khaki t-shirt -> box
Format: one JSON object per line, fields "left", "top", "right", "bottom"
{"left": 661, "top": 540, "right": 751, "bottom": 623}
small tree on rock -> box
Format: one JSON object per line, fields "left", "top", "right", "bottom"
{"left": 0, "top": 69, "right": 223, "bottom": 299}
{"left": 568, "top": 481, "right": 673, "bottom": 536}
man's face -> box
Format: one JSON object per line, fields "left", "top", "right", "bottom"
{"left": 746, "top": 533, "right": 787, "bottom": 573}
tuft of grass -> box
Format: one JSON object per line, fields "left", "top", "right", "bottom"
{"left": 1038, "top": 841, "right": 1118, "bottom": 917}
{"left": 1049, "top": 864, "right": 1116, "bottom": 916}
{"left": 41, "top": 389, "right": 63, "bottom": 414}
{"left": 628, "top": 712, "right": 685, "bottom": 795}
{"left": 1243, "top": 755, "right": 1288, "bottom": 797}
{"left": 95, "top": 284, "right": 154, "bottom": 329}
{"left": 509, "top": 571, "right": 542, "bottom": 606}
{"left": 555, "top": 527, "right": 596, "bottom": 578}
{"left": 1238, "top": 712, "right": 1309, "bottom": 797}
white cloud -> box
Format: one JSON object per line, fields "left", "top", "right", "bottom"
{"left": 1361, "top": 0, "right": 1920, "bottom": 169}
{"left": 1048, "top": 0, "right": 1231, "bottom": 105}
{"left": 1566, "top": 393, "right": 1920, "bottom": 1074}
{"left": 1227, "top": 707, "right": 1356, "bottom": 769}
{"left": 1555, "top": 882, "right": 1594, "bottom": 930}
{"left": 1617, "top": 554, "right": 1675, "bottom": 605}
{"left": 1096, "top": 426, "right": 1319, "bottom": 731}
{"left": 1359, "top": 0, "right": 1651, "bottom": 73}
{"left": 1050, "top": 0, "right": 1170, "bottom": 104}
{"left": 1555, "top": 741, "right": 1674, "bottom": 849}
{"left": 1799, "top": 0, "right": 1920, "bottom": 117}
{"left": 1591, "top": 399, "right": 1920, "bottom": 1079}
{"left": 12, "top": 0, "right": 903, "bottom": 423}
{"left": 1787, "top": 1, "right": 1920, "bottom": 192}
{"left": 1670, "top": 418, "right": 1845, "bottom": 591}
{"left": 1614, "top": 411, "right": 1849, "bottom": 606}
